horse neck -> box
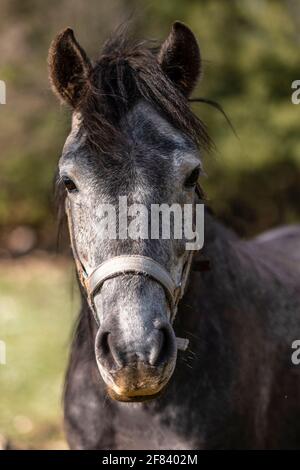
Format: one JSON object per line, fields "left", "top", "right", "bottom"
{"left": 188, "top": 208, "right": 240, "bottom": 288}
{"left": 173, "top": 210, "right": 241, "bottom": 338}
{"left": 201, "top": 210, "right": 239, "bottom": 267}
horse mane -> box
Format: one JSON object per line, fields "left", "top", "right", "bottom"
{"left": 76, "top": 27, "right": 213, "bottom": 154}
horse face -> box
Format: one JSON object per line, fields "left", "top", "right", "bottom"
{"left": 50, "top": 24, "right": 205, "bottom": 401}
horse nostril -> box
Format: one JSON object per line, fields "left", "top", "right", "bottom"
{"left": 98, "top": 331, "right": 109, "bottom": 355}
{"left": 96, "top": 330, "right": 124, "bottom": 370}
{"left": 149, "top": 325, "right": 175, "bottom": 367}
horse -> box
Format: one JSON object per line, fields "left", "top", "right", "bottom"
{"left": 48, "top": 22, "right": 300, "bottom": 449}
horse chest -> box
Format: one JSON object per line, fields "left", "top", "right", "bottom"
{"left": 113, "top": 403, "right": 195, "bottom": 450}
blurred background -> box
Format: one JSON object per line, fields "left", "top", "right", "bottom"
{"left": 0, "top": 0, "right": 299, "bottom": 449}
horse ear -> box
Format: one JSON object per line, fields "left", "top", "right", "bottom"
{"left": 48, "top": 28, "right": 92, "bottom": 107}
{"left": 158, "top": 22, "right": 201, "bottom": 97}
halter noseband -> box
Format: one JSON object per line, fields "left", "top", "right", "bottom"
{"left": 65, "top": 192, "right": 201, "bottom": 352}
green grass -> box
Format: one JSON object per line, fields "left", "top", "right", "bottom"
{"left": 0, "top": 256, "right": 79, "bottom": 449}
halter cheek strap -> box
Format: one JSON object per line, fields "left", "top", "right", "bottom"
{"left": 65, "top": 198, "right": 197, "bottom": 351}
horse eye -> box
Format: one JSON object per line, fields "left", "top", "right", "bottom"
{"left": 184, "top": 167, "right": 200, "bottom": 188}
{"left": 62, "top": 176, "right": 78, "bottom": 193}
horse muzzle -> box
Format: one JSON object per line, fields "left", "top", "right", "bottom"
{"left": 95, "top": 323, "right": 177, "bottom": 402}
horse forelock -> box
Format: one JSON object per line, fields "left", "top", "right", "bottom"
{"left": 74, "top": 29, "right": 212, "bottom": 155}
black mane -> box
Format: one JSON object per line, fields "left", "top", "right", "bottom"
{"left": 77, "top": 29, "right": 212, "bottom": 154}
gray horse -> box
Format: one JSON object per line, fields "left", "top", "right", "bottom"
{"left": 49, "top": 22, "right": 300, "bottom": 449}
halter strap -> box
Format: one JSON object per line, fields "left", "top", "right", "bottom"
{"left": 86, "top": 255, "right": 176, "bottom": 309}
